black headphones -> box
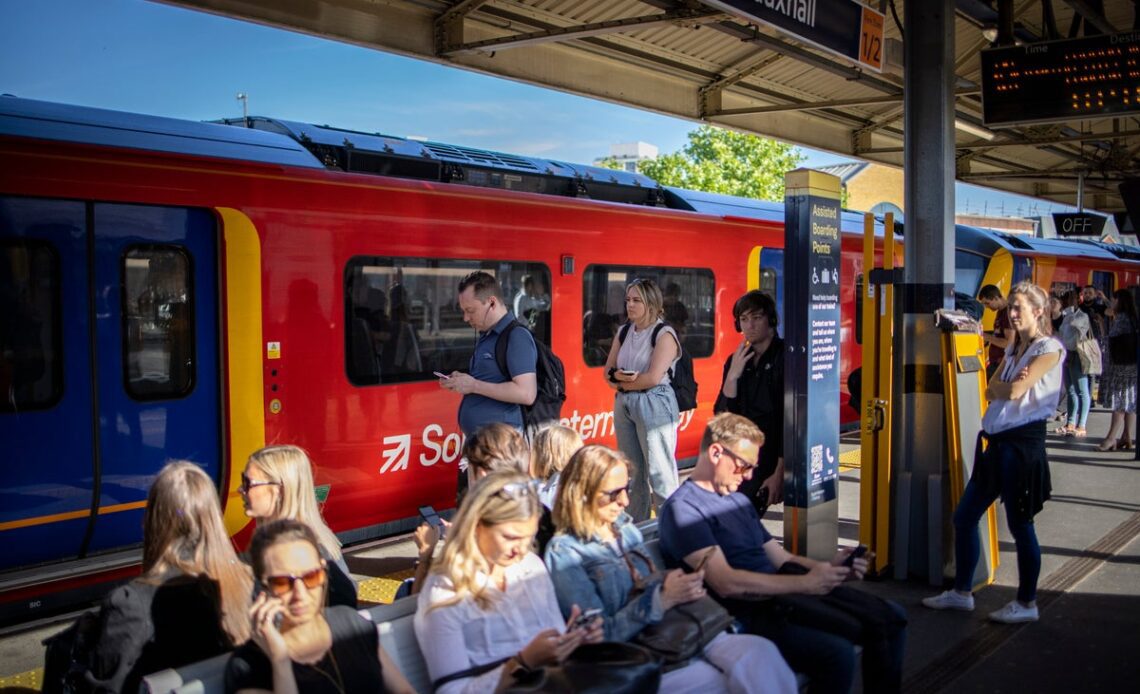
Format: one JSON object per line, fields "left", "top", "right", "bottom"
{"left": 733, "top": 290, "right": 778, "bottom": 332}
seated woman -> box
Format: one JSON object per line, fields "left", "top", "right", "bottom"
{"left": 530, "top": 424, "right": 583, "bottom": 509}
{"left": 225, "top": 519, "right": 414, "bottom": 693}
{"left": 414, "top": 471, "right": 604, "bottom": 694}
{"left": 83, "top": 461, "right": 252, "bottom": 693}
{"left": 241, "top": 445, "right": 357, "bottom": 607}
{"left": 545, "top": 445, "right": 797, "bottom": 694}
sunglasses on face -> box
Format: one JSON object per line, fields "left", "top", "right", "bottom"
{"left": 239, "top": 472, "right": 281, "bottom": 493}
{"left": 262, "top": 566, "right": 327, "bottom": 597}
{"left": 716, "top": 444, "right": 758, "bottom": 474}
{"left": 599, "top": 485, "right": 630, "bottom": 504}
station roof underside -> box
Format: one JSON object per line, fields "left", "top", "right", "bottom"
{"left": 162, "top": 0, "right": 1139, "bottom": 214}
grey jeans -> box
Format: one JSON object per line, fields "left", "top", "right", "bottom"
{"left": 613, "top": 384, "right": 680, "bottom": 521}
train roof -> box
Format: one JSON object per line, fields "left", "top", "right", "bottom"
{"left": 664, "top": 186, "right": 892, "bottom": 234}
{"left": 0, "top": 96, "right": 325, "bottom": 169}
{"left": 957, "top": 223, "right": 1130, "bottom": 261}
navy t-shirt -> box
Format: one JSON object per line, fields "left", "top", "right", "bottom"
{"left": 659, "top": 480, "right": 778, "bottom": 576}
{"left": 458, "top": 312, "right": 536, "bottom": 434}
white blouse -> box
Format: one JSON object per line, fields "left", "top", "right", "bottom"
{"left": 617, "top": 319, "right": 678, "bottom": 385}
{"left": 413, "top": 553, "right": 565, "bottom": 694}
{"left": 982, "top": 335, "right": 1064, "bottom": 435}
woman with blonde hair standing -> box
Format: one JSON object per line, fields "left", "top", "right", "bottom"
{"left": 74, "top": 461, "right": 252, "bottom": 693}
{"left": 925, "top": 281, "right": 1064, "bottom": 623}
{"left": 414, "top": 471, "right": 604, "bottom": 694}
{"left": 546, "top": 445, "right": 796, "bottom": 693}
{"left": 603, "top": 278, "right": 682, "bottom": 521}
{"left": 241, "top": 445, "right": 356, "bottom": 607}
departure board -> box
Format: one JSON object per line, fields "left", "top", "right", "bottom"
{"left": 981, "top": 31, "right": 1140, "bottom": 126}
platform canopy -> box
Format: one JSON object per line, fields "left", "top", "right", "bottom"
{"left": 160, "top": 0, "right": 1138, "bottom": 214}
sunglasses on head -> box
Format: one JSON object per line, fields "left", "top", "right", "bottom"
{"left": 496, "top": 479, "right": 540, "bottom": 502}
{"left": 239, "top": 472, "right": 280, "bottom": 493}
{"left": 262, "top": 566, "right": 327, "bottom": 596}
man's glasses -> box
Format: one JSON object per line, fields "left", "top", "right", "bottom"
{"left": 262, "top": 567, "right": 326, "bottom": 596}
{"left": 599, "top": 485, "right": 630, "bottom": 504}
{"left": 716, "top": 444, "right": 758, "bottom": 474}
{"left": 239, "top": 472, "right": 281, "bottom": 493}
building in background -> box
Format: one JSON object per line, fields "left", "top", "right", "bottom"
{"left": 598, "top": 142, "right": 658, "bottom": 172}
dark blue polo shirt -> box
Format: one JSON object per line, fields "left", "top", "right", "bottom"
{"left": 457, "top": 312, "right": 537, "bottom": 434}
{"left": 659, "top": 480, "right": 778, "bottom": 575}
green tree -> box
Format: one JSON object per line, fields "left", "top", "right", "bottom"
{"left": 638, "top": 125, "right": 804, "bottom": 201}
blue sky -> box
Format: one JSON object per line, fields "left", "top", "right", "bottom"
{"left": 1, "top": 0, "right": 1078, "bottom": 217}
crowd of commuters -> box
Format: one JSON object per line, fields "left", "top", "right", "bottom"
{"left": 55, "top": 273, "right": 1139, "bottom": 693}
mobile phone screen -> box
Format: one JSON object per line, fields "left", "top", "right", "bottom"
{"left": 418, "top": 505, "right": 442, "bottom": 528}
{"left": 843, "top": 545, "right": 868, "bottom": 567}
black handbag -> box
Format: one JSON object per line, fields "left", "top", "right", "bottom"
{"left": 631, "top": 595, "right": 735, "bottom": 670}
{"left": 431, "top": 642, "right": 660, "bottom": 693}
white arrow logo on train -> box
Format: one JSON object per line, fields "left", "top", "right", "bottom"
{"left": 380, "top": 434, "right": 411, "bottom": 474}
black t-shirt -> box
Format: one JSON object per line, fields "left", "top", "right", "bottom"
{"left": 714, "top": 336, "right": 785, "bottom": 480}
{"left": 225, "top": 606, "right": 384, "bottom": 693}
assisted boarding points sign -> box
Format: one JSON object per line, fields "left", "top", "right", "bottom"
{"left": 705, "top": 0, "right": 884, "bottom": 72}
{"left": 784, "top": 169, "right": 841, "bottom": 557}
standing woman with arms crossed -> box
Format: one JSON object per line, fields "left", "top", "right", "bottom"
{"left": 604, "top": 278, "right": 681, "bottom": 521}
{"left": 240, "top": 445, "right": 357, "bottom": 607}
{"left": 924, "top": 282, "right": 1064, "bottom": 623}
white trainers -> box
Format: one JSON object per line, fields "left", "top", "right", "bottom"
{"left": 988, "top": 600, "right": 1039, "bottom": 623}
{"left": 922, "top": 590, "right": 975, "bottom": 611}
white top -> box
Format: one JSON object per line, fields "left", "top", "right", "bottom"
{"left": 982, "top": 335, "right": 1065, "bottom": 435}
{"left": 413, "top": 553, "right": 565, "bottom": 694}
{"left": 617, "top": 319, "right": 678, "bottom": 385}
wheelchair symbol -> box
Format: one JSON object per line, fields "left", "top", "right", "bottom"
{"left": 812, "top": 268, "right": 819, "bottom": 284}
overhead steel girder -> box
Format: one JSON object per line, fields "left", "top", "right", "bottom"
{"left": 1060, "top": 0, "right": 1121, "bottom": 34}
{"left": 437, "top": 6, "right": 722, "bottom": 56}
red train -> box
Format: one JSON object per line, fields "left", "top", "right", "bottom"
{"left": 1, "top": 97, "right": 1137, "bottom": 620}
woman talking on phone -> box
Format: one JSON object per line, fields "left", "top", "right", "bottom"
{"left": 924, "top": 282, "right": 1064, "bottom": 623}
{"left": 226, "top": 520, "right": 414, "bottom": 693}
{"left": 240, "top": 445, "right": 357, "bottom": 607}
{"left": 604, "top": 278, "right": 681, "bottom": 521}
{"left": 414, "top": 471, "right": 604, "bottom": 694}
{"left": 545, "top": 445, "right": 796, "bottom": 693}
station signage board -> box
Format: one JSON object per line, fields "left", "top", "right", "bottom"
{"left": 981, "top": 31, "right": 1140, "bottom": 126}
{"left": 705, "top": 0, "right": 884, "bottom": 72}
{"left": 1053, "top": 212, "right": 1107, "bottom": 238}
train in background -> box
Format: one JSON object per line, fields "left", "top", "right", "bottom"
{"left": 2, "top": 97, "right": 1138, "bottom": 621}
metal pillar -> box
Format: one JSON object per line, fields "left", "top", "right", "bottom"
{"left": 892, "top": 0, "right": 956, "bottom": 582}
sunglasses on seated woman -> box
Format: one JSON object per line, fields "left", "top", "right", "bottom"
{"left": 262, "top": 567, "right": 327, "bottom": 596}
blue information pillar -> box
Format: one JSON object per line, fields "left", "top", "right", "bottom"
{"left": 783, "top": 169, "right": 842, "bottom": 560}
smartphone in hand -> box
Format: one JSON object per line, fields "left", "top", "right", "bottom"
{"left": 571, "top": 607, "right": 603, "bottom": 631}
{"left": 843, "top": 545, "right": 868, "bottom": 567}
{"left": 433, "top": 371, "right": 450, "bottom": 379}
{"left": 419, "top": 505, "right": 443, "bottom": 529}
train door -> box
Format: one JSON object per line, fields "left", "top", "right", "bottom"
{"left": 0, "top": 198, "right": 221, "bottom": 571}
{"left": 1091, "top": 270, "right": 1114, "bottom": 297}
{"left": 757, "top": 248, "right": 783, "bottom": 337}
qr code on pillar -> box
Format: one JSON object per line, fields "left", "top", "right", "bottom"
{"left": 810, "top": 445, "right": 823, "bottom": 475}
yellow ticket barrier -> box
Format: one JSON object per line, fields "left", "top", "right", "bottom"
{"left": 938, "top": 315, "right": 1000, "bottom": 587}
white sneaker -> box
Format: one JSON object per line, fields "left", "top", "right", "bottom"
{"left": 922, "top": 590, "right": 975, "bottom": 611}
{"left": 989, "top": 600, "right": 1039, "bottom": 623}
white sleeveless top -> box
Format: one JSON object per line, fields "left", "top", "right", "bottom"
{"left": 617, "top": 320, "right": 678, "bottom": 386}
{"left": 981, "top": 335, "right": 1064, "bottom": 435}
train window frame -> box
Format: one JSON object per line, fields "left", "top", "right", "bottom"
{"left": 121, "top": 244, "right": 197, "bottom": 401}
{"left": 581, "top": 264, "right": 715, "bottom": 368}
{"left": 344, "top": 256, "right": 553, "bottom": 387}
{"left": 1, "top": 239, "right": 64, "bottom": 413}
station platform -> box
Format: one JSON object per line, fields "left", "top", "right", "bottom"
{"left": 0, "top": 409, "right": 1137, "bottom": 693}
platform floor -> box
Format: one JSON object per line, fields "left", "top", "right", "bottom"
{"left": 1, "top": 409, "right": 1137, "bottom": 692}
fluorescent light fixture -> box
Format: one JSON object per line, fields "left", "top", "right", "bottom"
{"left": 955, "top": 118, "right": 997, "bottom": 141}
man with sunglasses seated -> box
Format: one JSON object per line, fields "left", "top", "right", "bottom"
{"left": 658, "top": 414, "right": 908, "bottom": 694}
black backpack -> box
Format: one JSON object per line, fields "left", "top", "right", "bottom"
{"left": 495, "top": 319, "right": 567, "bottom": 427}
{"left": 617, "top": 322, "right": 698, "bottom": 411}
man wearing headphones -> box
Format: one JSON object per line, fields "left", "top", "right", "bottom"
{"left": 714, "top": 290, "right": 785, "bottom": 515}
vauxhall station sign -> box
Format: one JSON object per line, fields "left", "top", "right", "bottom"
{"left": 705, "top": 0, "right": 885, "bottom": 72}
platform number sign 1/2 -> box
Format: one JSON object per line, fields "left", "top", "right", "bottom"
{"left": 859, "top": 7, "right": 883, "bottom": 72}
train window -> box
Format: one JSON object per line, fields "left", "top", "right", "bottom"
{"left": 581, "top": 265, "right": 715, "bottom": 367}
{"left": 1, "top": 241, "right": 63, "bottom": 412}
{"left": 1013, "top": 257, "right": 1034, "bottom": 285}
{"left": 123, "top": 246, "right": 195, "bottom": 400}
{"left": 1091, "top": 271, "right": 1114, "bottom": 297}
{"left": 345, "top": 258, "right": 552, "bottom": 386}
{"left": 955, "top": 250, "right": 988, "bottom": 297}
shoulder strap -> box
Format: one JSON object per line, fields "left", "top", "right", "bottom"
{"left": 618, "top": 322, "right": 632, "bottom": 345}
{"left": 432, "top": 657, "right": 511, "bottom": 692}
{"left": 494, "top": 319, "right": 523, "bottom": 380}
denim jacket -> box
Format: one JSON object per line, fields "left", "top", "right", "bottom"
{"left": 544, "top": 513, "right": 665, "bottom": 642}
